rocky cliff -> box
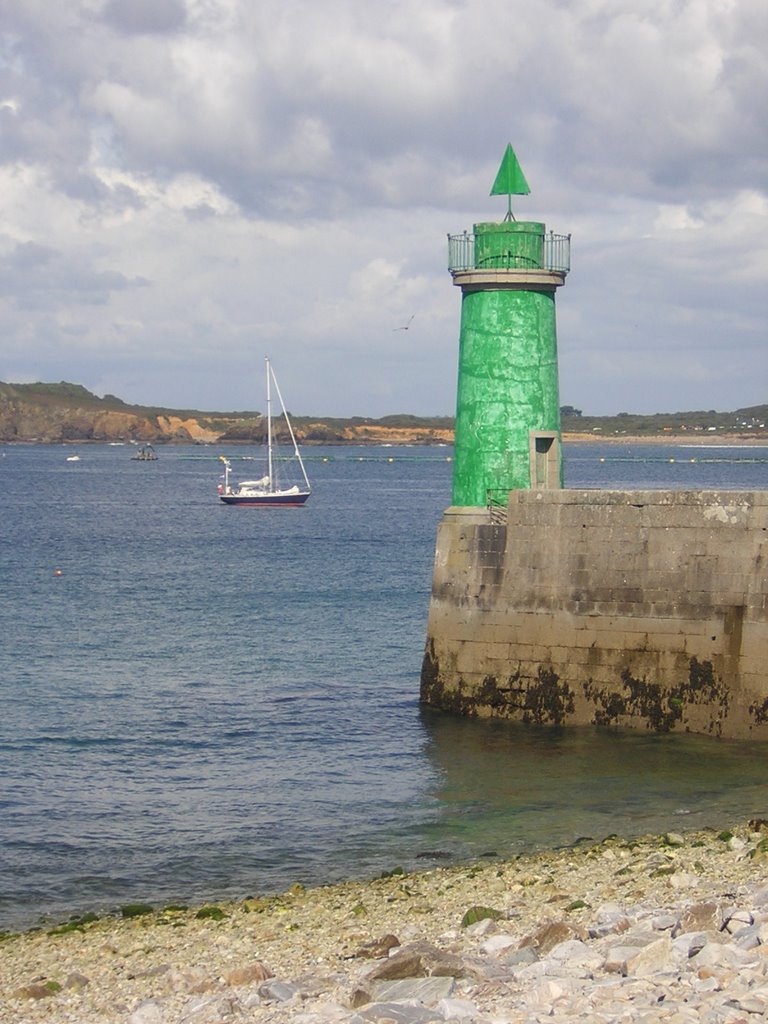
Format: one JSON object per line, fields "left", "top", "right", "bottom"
{"left": 0, "top": 383, "right": 225, "bottom": 443}
{"left": 0, "top": 382, "right": 454, "bottom": 445}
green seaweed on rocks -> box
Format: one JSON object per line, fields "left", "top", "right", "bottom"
{"left": 48, "top": 912, "right": 101, "bottom": 936}
{"left": 195, "top": 906, "right": 227, "bottom": 921}
{"left": 749, "top": 837, "right": 768, "bottom": 860}
{"left": 565, "top": 899, "right": 588, "bottom": 911}
{"left": 120, "top": 904, "right": 154, "bottom": 919}
{"left": 48, "top": 923, "right": 85, "bottom": 936}
{"left": 461, "top": 906, "right": 503, "bottom": 928}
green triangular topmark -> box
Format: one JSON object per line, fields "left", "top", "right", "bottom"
{"left": 490, "top": 144, "right": 530, "bottom": 196}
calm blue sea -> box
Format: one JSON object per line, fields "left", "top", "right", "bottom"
{"left": 1, "top": 440, "right": 768, "bottom": 931}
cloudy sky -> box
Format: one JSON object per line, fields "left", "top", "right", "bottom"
{"left": 1, "top": 0, "right": 765, "bottom": 418}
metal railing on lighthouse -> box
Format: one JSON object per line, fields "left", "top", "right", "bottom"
{"left": 448, "top": 231, "right": 571, "bottom": 274}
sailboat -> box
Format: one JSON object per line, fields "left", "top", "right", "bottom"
{"left": 217, "top": 357, "right": 311, "bottom": 507}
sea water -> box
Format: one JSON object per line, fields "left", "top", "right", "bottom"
{"left": 1, "top": 441, "right": 767, "bottom": 931}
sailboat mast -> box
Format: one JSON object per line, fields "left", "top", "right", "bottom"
{"left": 269, "top": 363, "right": 311, "bottom": 492}
{"left": 266, "top": 356, "right": 273, "bottom": 487}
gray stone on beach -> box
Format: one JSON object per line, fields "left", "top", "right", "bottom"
{"left": 357, "top": 1003, "right": 442, "bottom": 1023}
{"left": 547, "top": 937, "right": 604, "bottom": 972}
{"left": 370, "top": 976, "right": 455, "bottom": 1004}
{"left": 691, "top": 938, "right": 760, "bottom": 970}
{"left": 522, "top": 977, "right": 584, "bottom": 1012}
{"left": 721, "top": 906, "right": 754, "bottom": 933}
{"left": 618, "top": 925, "right": 660, "bottom": 945}
{"left": 645, "top": 852, "right": 675, "bottom": 870}
{"left": 651, "top": 912, "right": 678, "bottom": 932}
{"left": 179, "top": 993, "right": 242, "bottom": 1023}
{"left": 13, "top": 983, "right": 57, "bottom": 1000}
{"left": 354, "top": 933, "right": 401, "bottom": 959}
{"left": 63, "top": 970, "right": 91, "bottom": 990}
{"left": 728, "top": 989, "right": 768, "bottom": 1014}
{"left": 498, "top": 944, "right": 539, "bottom": 968}
{"left": 671, "top": 929, "right": 720, "bottom": 959}
{"left": 166, "top": 965, "right": 214, "bottom": 994}
{"left": 126, "top": 1000, "right": 164, "bottom": 1024}
{"left": 588, "top": 905, "right": 631, "bottom": 938}
{"left": 478, "top": 932, "right": 517, "bottom": 955}
{"left": 519, "top": 919, "right": 585, "bottom": 955}
{"left": 731, "top": 921, "right": 767, "bottom": 949}
{"left": 351, "top": 959, "right": 458, "bottom": 1009}
{"left": 676, "top": 900, "right": 722, "bottom": 934}
{"left": 225, "top": 960, "right": 273, "bottom": 986}
{"left": 436, "top": 996, "right": 482, "bottom": 1020}
{"left": 462, "top": 916, "right": 497, "bottom": 938}
{"left": 130, "top": 963, "right": 171, "bottom": 980}
{"left": 604, "top": 935, "right": 673, "bottom": 976}
{"left": 258, "top": 978, "right": 301, "bottom": 1002}
{"left": 363, "top": 942, "right": 466, "bottom": 982}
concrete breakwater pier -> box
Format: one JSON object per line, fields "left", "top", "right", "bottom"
{"left": 421, "top": 146, "right": 767, "bottom": 738}
{"left": 422, "top": 489, "right": 768, "bottom": 740}
{"left": 3, "top": 823, "right": 768, "bottom": 1023}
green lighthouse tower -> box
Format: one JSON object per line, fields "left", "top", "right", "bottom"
{"left": 449, "top": 145, "right": 570, "bottom": 506}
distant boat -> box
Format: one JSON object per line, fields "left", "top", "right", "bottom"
{"left": 217, "top": 358, "right": 311, "bottom": 507}
{"left": 65, "top": 454, "right": 81, "bottom": 462}
{"left": 131, "top": 444, "right": 158, "bottom": 461}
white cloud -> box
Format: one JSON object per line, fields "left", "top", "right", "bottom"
{"left": 0, "top": 0, "right": 765, "bottom": 416}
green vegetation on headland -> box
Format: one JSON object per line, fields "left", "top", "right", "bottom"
{"left": 560, "top": 404, "right": 768, "bottom": 439}
{"left": 0, "top": 381, "right": 766, "bottom": 445}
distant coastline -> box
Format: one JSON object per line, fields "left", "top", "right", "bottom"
{"left": 1, "top": 381, "right": 766, "bottom": 446}
{"left": 4, "top": 432, "right": 768, "bottom": 447}
{"left": 563, "top": 432, "right": 768, "bottom": 445}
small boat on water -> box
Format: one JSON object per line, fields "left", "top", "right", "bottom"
{"left": 131, "top": 444, "right": 158, "bottom": 461}
{"left": 65, "top": 454, "right": 81, "bottom": 462}
{"left": 218, "top": 358, "right": 311, "bottom": 507}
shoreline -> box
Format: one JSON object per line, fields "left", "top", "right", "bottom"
{"left": 563, "top": 432, "right": 768, "bottom": 446}
{"left": 3, "top": 432, "right": 768, "bottom": 448}
{"left": 4, "top": 820, "right": 768, "bottom": 1022}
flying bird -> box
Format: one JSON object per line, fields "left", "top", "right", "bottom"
{"left": 393, "top": 314, "right": 416, "bottom": 332}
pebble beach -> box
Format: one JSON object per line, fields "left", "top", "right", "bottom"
{"left": 4, "top": 821, "right": 768, "bottom": 1023}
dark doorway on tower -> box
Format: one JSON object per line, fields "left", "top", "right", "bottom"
{"left": 530, "top": 431, "right": 562, "bottom": 489}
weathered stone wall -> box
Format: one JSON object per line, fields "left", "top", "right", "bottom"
{"left": 421, "top": 490, "right": 768, "bottom": 739}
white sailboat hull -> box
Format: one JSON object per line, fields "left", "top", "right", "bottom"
{"left": 219, "top": 484, "right": 310, "bottom": 506}
{"left": 217, "top": 358, "right": 311, "bottom": 507}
